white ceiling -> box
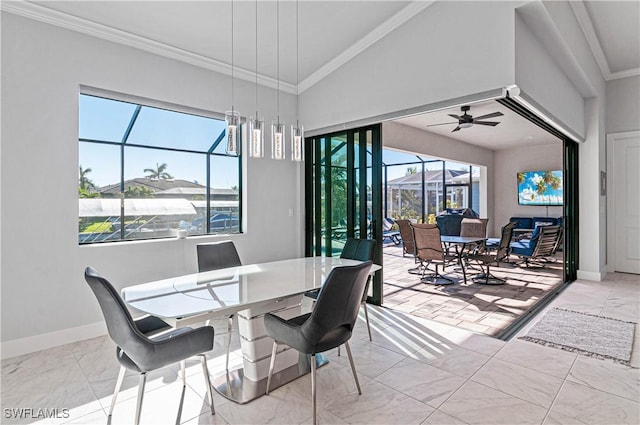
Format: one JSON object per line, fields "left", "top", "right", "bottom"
{"left": 394, "top": 99, "right": 562, "bottom": 151}
{"left": 7, "top": 0, "right": 638, "bottom": 150}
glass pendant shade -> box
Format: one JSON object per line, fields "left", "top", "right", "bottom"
{"left": 291, "top": 125, "right": 304, "bottom": 162}
{"left": 271, "top": 121, "right": 286, "bottom": 160}
{"left": 224, "top": 110, "right": 241, "bottom": 156}
{"left": 248, "top": 116, "right": 265, "bottom": 158}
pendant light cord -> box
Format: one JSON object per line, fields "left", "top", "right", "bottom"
{"left": 277, "top": 0, "right": 280, "bottom": 124}
{"left": 296, "top": 0, "right": 299, "bottom": 127}
{"left": 255, "top": 0, "right": 258, "bottom": 119}
{"left": 231, "top": 0, "right": 234, "bottom": 113}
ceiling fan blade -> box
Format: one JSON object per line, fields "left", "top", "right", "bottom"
{"left": 473, "top": 121, "right": 500, "bottom": 126}
{"left": 472, "top": 111, "right": 504, "bottom": 120}
{"left": 427, "top": 121, "right": 458, "bottom": 127}
{"left": 447, "top": 114, "right": 461, "bottom": 120}
{"left": 451, "top": 126, "right": 461, "bottom": 132}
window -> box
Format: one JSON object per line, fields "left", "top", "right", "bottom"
{"left": 78, "top": 93, "right": 241, "bottom": 244}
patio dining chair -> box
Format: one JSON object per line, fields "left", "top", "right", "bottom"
{"left": 467, "top": 221, "right": 516, "bottom": 285}
{"left": 397, "top": 219, "right": 421, "bottom": 274}
{"left": 411, "top": 223, "right": 460, "bottom": 285}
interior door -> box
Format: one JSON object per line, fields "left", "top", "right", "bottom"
{"left": 612, "top": 132, "right": 640, "bottom": 274}
{"left": 305, "top": 125, "right": 383, "bottom": 304}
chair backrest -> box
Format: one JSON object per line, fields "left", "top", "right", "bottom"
{"left": 306, "top": 261, "right": 373, "bottom": 339}
{"left": 495, "top": 221, "right": 517, "bottom": 261}
{"left": 84, "top": 267, "right": 149, "bottom": 364}
{"left": 396, "top": 219, "right": 415, "bottom": 255}
{"left": 197, "top": 241, "right": 241, "bottom": 272}
{"left": 436, "top": 215, "right": 463, "bottom": 236}
{"left": 531, "top": 225, "right": 561, "bottom": 257}
{"left": 460, "top": 218, "right": 489, "bottom": 238}
{"left": 412, "top": 223, "right": 444, "bottom": 262}
{"left": 382, "top": 218, "right": 394, "bottom": 232}
{"left": 340, "top": 238, "right": 375, "bottom": 262}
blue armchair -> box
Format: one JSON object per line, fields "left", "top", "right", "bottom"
{"left": 510, "top": 225, "right": 561, "bottom": 266}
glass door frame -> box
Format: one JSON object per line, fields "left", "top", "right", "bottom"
{"left": 304, "top": 124, "right": 383, "bottom": 305}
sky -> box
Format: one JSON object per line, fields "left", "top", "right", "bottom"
{"left": 78, "top": 94, "right": 238, "bottom": 189}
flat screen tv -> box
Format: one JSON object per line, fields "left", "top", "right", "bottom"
{"left": 517, "top": 170, "right": 563, "bottom": 206}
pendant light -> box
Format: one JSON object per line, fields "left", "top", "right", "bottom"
{"left": 291, "top": 0, "right": 304, "bottom": 162}
{"left": 249, "top": 0, "right": 264, "bottom": 158}
{"left": 271, "top": 0, "right": 286, "bottom": 160}
{"left": 225, "top": 0, "right": 240, "bottom": 156}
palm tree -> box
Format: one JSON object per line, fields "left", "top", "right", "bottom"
{"left": 79, "top": 165, "right": 96, "bottom": 191}
{"left": 144, "top": 162, "right": 173, "bottom": 179}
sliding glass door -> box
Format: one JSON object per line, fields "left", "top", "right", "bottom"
{"left": 305, "top": 125, "right": 383, "bottom": 304}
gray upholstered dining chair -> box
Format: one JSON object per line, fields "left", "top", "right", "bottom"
{"left": 304, "top": 238, "right": 376, "bottom": 341}
{"left": 264, "top": 261, "right": 372, "bottom": 425}
{"left": 196, "top": 241, "right": 242, "bottom": 372}
{"left": 84, "top": 267, "right": 216, "bottom": 425}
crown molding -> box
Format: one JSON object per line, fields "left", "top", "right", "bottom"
{"left": 569, "top": 1, "right": 639, "bottom": 81}
{"left": 1, "top": 0, "right": 298, "bottom": 94}
{"left": 297, "top": 1, "right": 435, "bottom": 93}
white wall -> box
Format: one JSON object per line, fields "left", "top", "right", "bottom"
{"left": 0, "top": 13, "right": 302, "bottom": 354}
{"left": 382, "top": 122, "right": 495, "bottom": 230}
{"left": 300, "top": 1, "right": 523, "bottom": 131}
{"left": 606, "top": 76, "right": 640, "bottom": 134}
{"left": 493, "top": 143, "right": 564, "bottom": 236}
{"left": 514, "top": 12, "right": 585, "bottom": 139}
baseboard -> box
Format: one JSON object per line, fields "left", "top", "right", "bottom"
{"left": 576, "top": 269, "right": 606, "bottom": 282}
{"left": 1, "top": 321, "right": 107, "bottom": 360}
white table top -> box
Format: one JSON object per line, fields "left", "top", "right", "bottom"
{"left": 122, "top": 257, "right": 380, "bottom": 321}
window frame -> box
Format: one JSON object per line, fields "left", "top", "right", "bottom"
{"left": 78, "top": 87, "right": 243, "bottom": 244}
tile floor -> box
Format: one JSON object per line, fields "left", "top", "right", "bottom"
{"left": 381, "top": 243, "right": 565, "bottom": 337}
{"left": 1, "top": 273, "right": 638, "bottom": 424}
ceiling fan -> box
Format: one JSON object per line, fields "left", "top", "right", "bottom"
{"left": 428, "top": 105, "right": 504, "bottom": 132}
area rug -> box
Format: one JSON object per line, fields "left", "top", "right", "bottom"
{"left": 519, "top": 308, "right": 636, "bottom": 365}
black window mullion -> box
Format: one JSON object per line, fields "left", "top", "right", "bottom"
{"left": 346, "top": 133, "right": 355, "bottom": 238}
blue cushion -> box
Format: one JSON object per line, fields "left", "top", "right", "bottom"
{"left": 509, "top": 217, "right": 533, "bottom": 229}
{"left": 533, "top": 217, "right": 557, "bottom": 227}
{"left": 485, "top": 237, "right": 500, "bottom": 248}
{"left": 510, "top": 240, "right": 534, "bottom": 256}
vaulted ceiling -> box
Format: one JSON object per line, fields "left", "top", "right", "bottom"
{"left": 5, "top": 0, "right": 638, "bottom": 149}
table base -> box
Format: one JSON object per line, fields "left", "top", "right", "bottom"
{"left": 212, "top": 353, "right": 329, "bottom": 404}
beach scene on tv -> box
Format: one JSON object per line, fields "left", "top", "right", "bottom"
{"left": 517, "top": 170, "right": 563, "bottom": 206}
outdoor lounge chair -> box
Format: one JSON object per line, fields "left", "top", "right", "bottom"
{"left": 510, "top": 225, "right": 561, "bottom": 267}
{"left": 382, "top": 217, "right": 401, "bottom": 245}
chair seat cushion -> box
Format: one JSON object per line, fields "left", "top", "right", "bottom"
{"left": 264, "top": 312, "right": 352, "bottom": 354}
{"left": 117, "top": 326, "right": 214, "bottom": 373}
{"left": 510, "top": 240, "right": 533, "bottom": 256}
{"left": 485, "top": 238, "right": 500, "bottom": 248}
{"left": 304, "top": 288, "right": 320, "bottom": 300}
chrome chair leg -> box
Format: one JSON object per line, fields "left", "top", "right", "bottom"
{"left": 200, "top": 355, "right": 215, "bottom": 415}
{"left": 311, "top": 353, "right": 317, "bottom": 425}
{"left": 265, "top": 341, "right": 278, "bottom": 395}
{"left": 226, "top": 315, "right": 233, "bottom": 371}
{"left": 180, "top": 360, "right": 186, "bottom": 386}
{"left": 108, "top": 366, "right": 126, "bottom": 417}
{"left": 362, "top": 302, "right": 373, "bottom": 341}
{"left": 134, "top": 372, "right": 147, "bottom": 425}
{"left": 344, "top": 341, "right": 361, "bottom": 395}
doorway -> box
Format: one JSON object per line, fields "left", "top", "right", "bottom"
{"left": 304, "top": 124, "right": 383, "bottom": 304}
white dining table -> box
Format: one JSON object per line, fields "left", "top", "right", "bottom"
{"left": 121, "top": 256, "right": 380, "bottom": 404}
